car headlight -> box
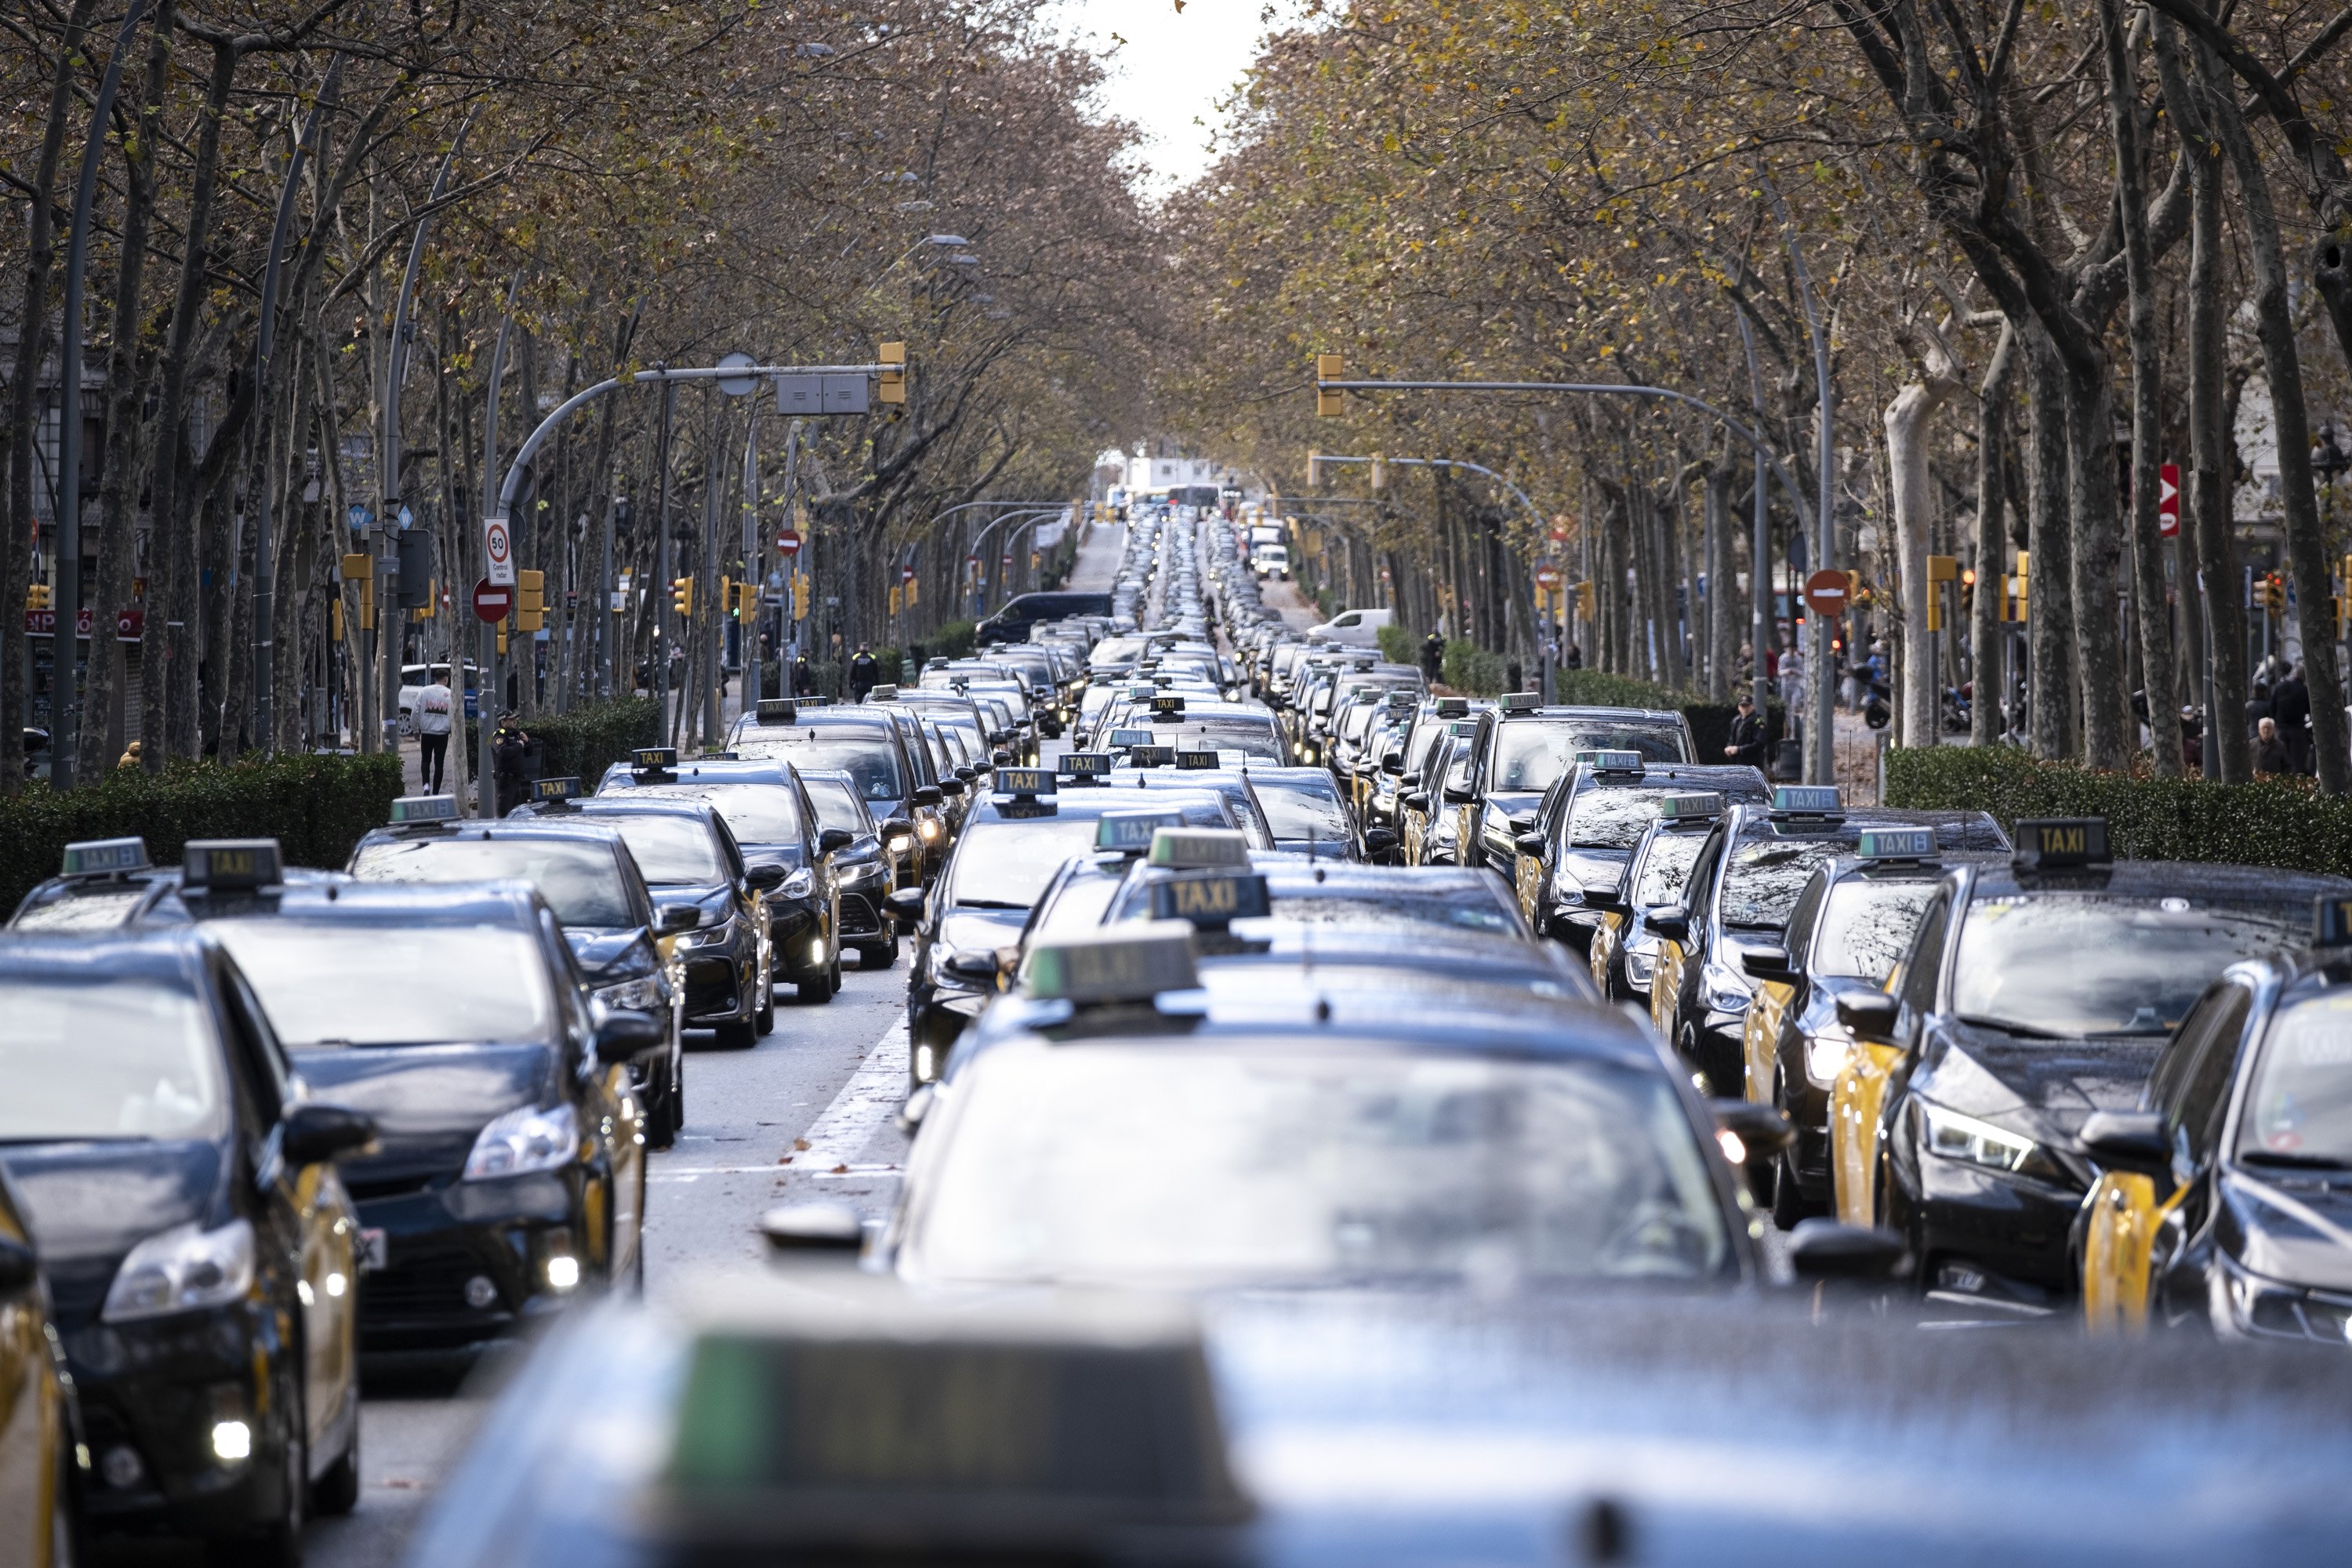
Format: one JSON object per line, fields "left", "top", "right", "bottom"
{"left": 1624, "top": 946, "right": 1657, "bottom": 985}
{"left": 1919, "top": 1100, "right": 2060, "bottom": 1180}
{"left": 837, "top": 858, "right": 887, "bottom": 889}
{"left": 594, "top": 974, "right": 665, "bottom": 1012}
{"left": 918, "top": 817, "right": 944, "bottom": 843}
{"left": 1704, "top": 965, "right": 1752, "bottom": 1014}
{"left": 463, "top": 1102, "right": 580, "bottom": 1181}
{"left": 1804, "top": 1029, "right": 1852, "bottom": 1086}
{"left": 1550, "top": 870, "right": 1583, "bottom": 905}
{"left": 681, "top": 913, "right": 737, "bottom": 949}
{"left": 103, "top": 1218, "right": 256, "bottom": 1322}
{"left": 779, "top": 867, "right": 815, "bottom": 900}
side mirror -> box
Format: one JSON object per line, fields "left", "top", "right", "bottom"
{"left": 992, "top": 747, "right": 1014, "bottom": 765}
{"left": 1508, "top": 811, "right": 1537, "bottom": 833}
{"left": 1514, "top": 833, "right": 1546, "bottom": 857}
{"left": 281, "top": 1102, "right": 377, "bottom": 1165}
{"left": 955, "top": 764, "right": 979, "bottom": 782}
{"left": 759, "top": 1202, "right": 864, "bottom": 1254}
{"left": 1785, "top": 1218, "right": 1907, "bottom": 1281}
{"left": 945, "top": 950, "right": 1000, "bottom": 981}
{"left": 2078, "top": 1110, "right": 2171, "bottom": 1178}
{"left": 1403, "top": 791, "right": 1430, "bottom": 812}
{"left": 1740, "top": 946, "right": 1796, "bottom": 982}
{"left": 1645, "top": 905, "right": 1690, "bottom": 943}
{"left": 914, "top": 785, "right": 945, "bottom": 807}
{"left": 1363, "top": 827, "right": 1398, "bottom": 855}
{"left": 1710, "top": 1099, "right": 1795, "bottom": 1158}
{"left": 743, "top": 862, "right": 789, "bottom": 892}
{"left": 1835, "top": 991, "right": 1901, "bottom": 1042}
{"left": 880, "top": 817, "right": 916, "bottom": 848}
{"left": 884, "top": 887, "right": 927, "bottom": 921}
{"left": 654, "top": 903, "right": 700, "bottom": 937}
{"left": 818, "top": 827, "right": 855, "bottom": 855}
{"left": 1443, "top": 786, "right": 1475, "bottom": 806}
{"left": 938, "top": 777, "right": 966, "bottom": 797}
{"left": 0, "top": 1235, "right": 34, "bottom": 1293}
{"left": 593, "top": 1007, "right": 666, "bottom": 1064}
{"left": 1381, "top": 757, "right": 1405, "bottom": 776}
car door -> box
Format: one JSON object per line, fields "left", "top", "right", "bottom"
{"left": 1746, "top": 875, "right": 1825, "bottom": 1104}
{"left": 544, "top": 909, "right": 641, "bottom": 1280}
{"left": 1832, "top": 891, "right": 1949, "bottom": 1227}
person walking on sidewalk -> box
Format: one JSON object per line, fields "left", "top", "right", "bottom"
{"left": 415, "top": 673, "right": 454, "bottom": 793}
{"left": 849, "top": 643, "right": 880, "bottom": 699}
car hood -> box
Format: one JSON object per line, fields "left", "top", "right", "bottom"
{"left": 1482, "top": 789, "right": 1545, "bottom": 820}
{"left": 2220, "top": 1169, "right": 2352, "bottom": 1294}
{"left": 3, "top": 1139, "right": 227, "bottom": 1326}
{"left": 565, "top": 927, "right": 652, "bottom": 978}
{"left": 939, "top": 908, "right": 1029, "bottom": 955}
{"left": 1923, "top": 1026, "right": 2162, "bottom": 1142}
{"left": 296, "top": 1043, "right": 554, "bottom": 1183}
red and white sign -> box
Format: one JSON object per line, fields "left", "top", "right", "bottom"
{"left": 1803, "top": 569, "right": 1852, "bottom": 617}
{"left": 472, "top": 578, "right": 513, "bottom": 623}
{"left": 24, "top": 608, "right": 142, "bottom": 641}
{"left": 1534, "top": 564, "right": 1563, "bottom": 591}
{"left": 775, "top": 528, "right": 804, "bottom": 557}
{"left": 2158, "top": 463, "right": 2181, "bottom": 539}
{"left": 481, "top": 515, "right": 515, "bottom": 587}
{"left": 901, "top": 565, "right": 916, "bottom": 586}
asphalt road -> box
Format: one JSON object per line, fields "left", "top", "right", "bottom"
{"left": 92, "top": 955, "right": 916, "bottom": 1568}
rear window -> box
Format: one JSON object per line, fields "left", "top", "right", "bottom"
{"left": 736, "top": 728, "right": 906, "bottom": 801}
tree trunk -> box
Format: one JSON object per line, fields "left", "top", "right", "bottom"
{"left": 2025, "top": 326, "right": 2077, "bottom": 758}
{"left": 2060, "top": 353, "right": 2132, "bottom": 769}
{"left": 1972, "top": 322, "right": 2018, "bottom": 746}
{"left": 1886, "top": 360, "right": 1963, "bottom": 746}
{"left": 1707, "top": 466, "right": 1737, "bottom": 701}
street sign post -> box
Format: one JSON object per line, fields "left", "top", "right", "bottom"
{"left": 2158, "top": 463, "right": 2180, "bottom": 539}
{"left": 1803, "top": 569, "right": 1850, "bottom": 618}
{"left": 776, "top": 529, "right": 803, "bottom": 557}
{"left": 481, "top": 516, "right": 514, "bottom": 586}
{"left": 473, "top": 579, "right": 513, "bottom": 622}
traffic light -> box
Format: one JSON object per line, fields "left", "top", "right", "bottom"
{"left": 718, "top": 574, "right": 735, "bottom": 621}
{"left": 877, "top": 341, "right": 906, "bottom": 405}
{"left": 738, "top": 581, "right": 760, "bottom": 620}
{"left": 24, "top": 584, "right": 49, "bottom": 611}
{"left": 1307, "top": 454, "right": 1323, "bottom": 488}
{"left": 1315, "top": 354, "right": 1344, "bottom": 418}
{"left": 2257, "top": 571, "right": 2286, "bottom": 616}
{"left": 671, "top": 576, "right": 693, "bottom": 618}
{"left": 517, "top": 568, "right": 543, "bottom": 633}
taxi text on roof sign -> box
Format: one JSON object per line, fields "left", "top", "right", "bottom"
{"left": 1771, "top": 785, "right": 1843, "bottom": 815}
{"left": 1097, "top": 811, "right": 1184, "bottom": 852}
{"left": 633, "top": 746, "right": 680, "bottom": 772}
{"left": 1126, "top": 746, "right": 1176, "bottom": 769}
{"left": 1859, "top": 827, "right": 1937, "bottom": 861}
{"left": 62, "top": 836, "right": 150, "bottom": 877}
{"left": 390, "top": 793, "right": 459, "bottom": 825}
{"left": 183, "top": 838, "right": 282, "bottom": 891}
{"left": 2014, "top": 816, "right": 2111, "bottom": 869}
{"left": 2315, "top": 895, "right": 2352, "bottom": 946}
{"left": 1108, "top": 728, "right": 1153, "bottom": 750}
{"left": 755, "top": 699, "right": 799, "bottom": 724}
{"left": 1150, "top": 871, "right": 1271, "bottom": 928}
{"left": 1500, "top": 691, "right": 1542, "bottom": 712}
{"left": 1059, "top": 751, "right": 1114, "bottom": 778}
{"left": 1024, "top": 921, "right": 1200, "bottom": 1005}
{"left": 533, "top": 775, "right": 581, "bottom": 802}
{"left": 1148, "top": 828, "right": 1250, "bottom": 869}
{"left": 993, "top": 767, "right": 1056, "bottom": 797}
{"left": 1174, "top": 750, "right": 1220, "bottom": 770}
{"left": 1577, "top": 750, "right": 1644, "bottom": 774}
{"left": 1434, "top": 697, "right": 1469, "bottom": 717}
{"left": 1659, "top": 792, "right": 1723, "bottom": 820}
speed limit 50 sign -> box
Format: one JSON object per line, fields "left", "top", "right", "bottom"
{"left": 482, "top": 515, "right": 516, "bottom": 586}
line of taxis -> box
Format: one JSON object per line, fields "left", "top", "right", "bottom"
{"left": 373, "top": 504, "right": 2352, "bottom": 1564}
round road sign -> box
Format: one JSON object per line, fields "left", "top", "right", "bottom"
{"left": 776, "top": 529, "right": 803, "bottom": 557}
{"left": 1803, "top": 569, "right": 1851, "bottom": 617}
{"left": 715, "top": 351, "right": 758, "bottom": 397}
{"left": 473, "top": 579, "right": 513, "bottom": 622}
{"left": 1534, "top": 564, "right": 1563, "bottom": 590}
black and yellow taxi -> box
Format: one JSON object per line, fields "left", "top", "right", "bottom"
{"left": 1367, "top": 696, "right": 1468, "bottom": 844}
{"left": 11, "top": 833, "right": 350, "bottom": 931}
{"left": 346, "top": 797, "right": 691, "bottom": 1145}
{"left": 1399, "top": 717, "right": 1483, "bottom": 866}
{"left": 587, "top": 751, "right": 847, "bottom": 1004}
{"left": 1838, "top": 818, "right": 2350, "bottom": 1313}
{"left": 2079, "top": 896, "right": 2352, "bottom": 1341}
{"left": 1648, "top": 789, "right": 2006, "bottom": 1098}
{"left": 797, "top": 766, "right": 915, "bottom": 968}
{"left": 0, "top": 1163, "right": 81, "bottom": 1567}
{"left": 1739, "top": 829, "right": 2005, "bottom": 1227}
{"left": 0, "top": 894, "right": 375, "bottom": 1558}
{"left": 1450, "top": 695, "right": 1697, "bottom": 874}
{"left": 1509, "top": 755, "right": 1769, "bottom": 950}
{"left": 730, "top": 700, "right": 949, "bottom": 884}
{"left": 1586, "top": 793, "right": 1726, "bottom": 1005}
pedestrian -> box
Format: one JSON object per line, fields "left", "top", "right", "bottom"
{"left": 848, "top": 642, "right": 880, "bottom": 699}
{"left": 1779, "top": 638, "right": 1807, "bottom": 702}
{"left": 2274, "top": 662, "right": 2313, "bottom": 773}
{"left": 1565, "top": 641, "right": 1583, "bottom": 671}
{"left": 413, "top": 670, "right": 454, "bottom": 793}
{"left": 117, "top": 739, "right": 141, "bottom": 769}
{"left": 492, "top": 712, "right": 532, "bottom": 816}
{"left": 2180, "top": 706, "right": 2202, "bottom": 771}
{"left": 1421, "top": 630, "right": 1445, "bottom": 681}
{"left": 1726, "top": 695, "right": 1769, "bottom": 770}
{"left": 2246, "top": 680, "right": 2274, "bottom": 741}
{"left": 791, "top": 651, "right": 811, "bottom": 696}
{"left": 2254, "top": 716, "right": 2291, "bottom": 775}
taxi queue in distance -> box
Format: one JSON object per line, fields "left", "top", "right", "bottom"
{"left": 6, "top": 498, "right": 2352, "bottom": 1566}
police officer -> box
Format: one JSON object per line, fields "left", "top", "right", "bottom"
{"left": 492, "top": 711, "right": 532, "bottom": 816}
{"left": 1725, "top": 695, "right": 1767, "bottom": 769}
{"left": 1421, "top": 630, "right": 1445, "bottom": 681}
{"left": 849, "top": 642, "right": 880, "bottom": 699}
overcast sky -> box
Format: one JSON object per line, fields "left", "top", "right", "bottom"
{"left": 1045, "top": 0, "right": 1298, "bottom": 198}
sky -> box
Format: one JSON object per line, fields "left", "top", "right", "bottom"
{"left": 1044, "top": 0, "right": 1300, "bottom": 198}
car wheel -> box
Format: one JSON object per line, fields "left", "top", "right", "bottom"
{"left": 311, "top": 1411, "right": 360, "bottom": 1516}
{"left": 798, "top": 962, "right": 836, "bottom": 1004}
{"left": 755, "top": 976, "right": 775, "bottom": 1036}
{"left": 858, "top": 936, "right": 900, "bottom": 969}
{"left": 713, "top": 1015, "right": 757, "bottom": 1049}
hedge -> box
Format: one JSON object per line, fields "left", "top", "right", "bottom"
{"left": 466, "top": 696, "right": 662, "bottom": 785}
{"left": 0, "top": 751, "right": 403, "bottom": 912}
{"left": 1376, "top": 623, "right": 1420, "bottom": 666}
{"left": 1885, "top": 745, "right": 2352, "bottom": 877}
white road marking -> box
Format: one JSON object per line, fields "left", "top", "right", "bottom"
{"left": 793, "top": 1018, "right": 910, "bottom": 1171}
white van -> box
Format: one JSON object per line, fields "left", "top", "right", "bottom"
{"left": 1250, "top": 543, "right": 1290, "bottom": 581}
{"left": 1305, "top": 607, "right": 1393, "bottom": 647}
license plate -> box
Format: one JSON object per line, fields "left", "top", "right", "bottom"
{"left": 357, "top": 1228, "right": 389, "bottom": 1272}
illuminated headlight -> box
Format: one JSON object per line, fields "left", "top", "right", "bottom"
{"left": 211, "top": 1421, "right": 252, "bottom": 1463}
{"left": 545, "top": 1254, "right": 580, "bottom": 1292}
{"left": 463, "top": 1102, "right": 579, "bottom": 1181}
{"left": 1704, "top": 965, "right": 1752, "bottom": 1014}
{"left": 594, "top": 973, "right": 664, "bottom": 1012}
{"left": 1804, "top": 1029, "right": 1853, "bottom": 1086}
{"left": 917, "top": 817, "right": 944, "bottom": 843}
{"left": 837, "top": 859, "right": 887, "bottom": 889}
{"left": 103, "top": 1218, "right": 256, "bottom": 1321}
{"left": 1919, "top": 1101, "right": 2058, "bottom": 1180}
{"left": 1294, "top": 743, "right": 1308, "bottom": 759}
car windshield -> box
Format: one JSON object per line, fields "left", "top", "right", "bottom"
{"left": 1951, "top": 895, "right": 2303, "bottom": 1037}
{"left": 622, "top": 783, "right": 800, "bottom": 846}
{"left": 734, "top": 732, "right": 904, "bottom": 800}
{"left": 1266, "top": 887, "right": 1519, "bottom": 935}
{"left": 1028, "top": 868, "right": 1126, "bottom": 942}
{"left": 946, "top": 818, "right": 1116, "bottom": 909}
{"left": 1812, "top": 880, "right": 1940, "bottom": 983}
{"left": 0, "top": 977, "right": 225, "bottom": 1141}
{"left": 1252, "top": 778, "right": 1351, "bottom": 844}
{"left": 1718, "top": 837, "right": 1853, "bottom": 929}
{"left": 210, "top": 923, "right": 557, "bottom": 1047}
{"left": 798, "top": 775, "right": 873, "bottom": 835}
{"left": 909, "top": 1044, "right": 1730, "bottom": 1288}
{"left": 13, "top": 887, "right": 150, "bottom": 932}
{"left": 1164, "top": 718, "right": 1283, "bottom": 760}
{"left": 348, "top": 837, "right": 634, "bottom": 927}
{"left": 2241, "top": 993, "right": 2352, "bottom": 1163}
{"left": 1632, "top": 833, "right": 1708, "bottom": 909}
{"left": 1570, "top": 786, "right": 1743, "bottom": 851}
{"left": 590, "top": 815, "right": 724, "bottom": 886}
{"left": 1494, "top": 723, "right": 1686, "bottom": 793}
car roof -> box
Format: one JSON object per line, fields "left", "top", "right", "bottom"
{"left": 1961, "top": 859, "right": 2352, "bottom": 903}
{"left": 599, "top": 759, "right": 797, "bottom": 785}
{"left": 0, "top": 924, "right": 210, "bottom": 985}
{"left": 187, "top": 879, "right": 546, "bottom": 926}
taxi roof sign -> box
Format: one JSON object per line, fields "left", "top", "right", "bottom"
{"left": 1058, "top": 751, "right": 1113, "bottom": 779}
{"left": 1126, "top": 745, "right": 1176, "bottom": 769}
{"left": 1096, "top": 811, "right": 1184, "bottom": 854}
{"left": 182, "top": 838, "right": 282, "bottom": 891}
{"left": 1577, "top": 749, "right": 1645, "bottom": 775}
{"left": 754, "top": 699, "right": 798, "bottom": 724}
{"left": 1858, "top": 827, "right": 1938, "bottom": 862}
{"left": 1148, "top": 828, "right": 1250, "bottom": 869}
{"left": 1174, "top": 750, "right": 1220, "bottom": 770}
{"left": 1446, "top": 720, "right": 1481, "bottom": 737}
{"left": 389, "top": 793, "right": 459, "bottom": 826}
{"left": 1500, "top": 691, "right": 1542, "bottom": 713}
{"left": 1658, "top": 792, "right": 1725, "bottom": 820}
{"left": 1107, "top": 728, "right": 1154, "bottom": 750}
{"left": 532, "top": 775, "right": 581, "bottom": 804}
{"left": 2315, "top": 895, "right": 2352, "bottom": 946}
{"left": 1149, "top": 869, "right": 1272, "bottom": 929}
{"left": 62, "top": 837, "right": 150, "bottom": 878}
{"left": 1434, "top": 697, "right": 1470, "bottom": 717}
{"left": 1024, "top": 920, "right": 1200, "bottom": 1005}
{"left": 2015, "top": 816, "right": 2111, "bottom": 869}
{"left": 633, "top": 746, "right": 680, "bottom": 773}
{"left": 1771, "top": 786, "right": 1844, "bottom": 817}
{"left": 993, "top": 767, "right": 1057, "bottom": 798}
{"left": 868, "top": 684, "right": 899, "bottom": 700}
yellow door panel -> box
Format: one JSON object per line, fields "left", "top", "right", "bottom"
{"left": 1590, "top": 913, "right": 1622, "bottom": 994}
{"left": 1744, "top": 982, "right": 1795, "bottom": 1103}
{"left": 2082, "top": 1174, "right": 2189, "bottom": 1336}
{"left": 1515, "top": 855, "right": 1541, "bottom": 923}
{"left": 293, "top": 1163, "right": 359, "bottom": 1454}
{"left": 1831, "top": 1040, "right": 1902, "bottom": 1226}
{"left": 1650, "top": 941, "right": 1687, "bottom": 1035}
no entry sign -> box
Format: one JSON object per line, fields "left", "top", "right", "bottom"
{"left": 776, "top": 528, "right": 803, "bottom": 557}
{"left": 1534, "top": 564, "right": 1563, "bottom": 590}
{"left": 473, "top": 579, "right": 513, "bottom": 622}
{"left": 1803, "top": 569, "right": 1851, "bottom": 617}
{"left": 2158, "top": 463, "right": 2180, "bottom": 539}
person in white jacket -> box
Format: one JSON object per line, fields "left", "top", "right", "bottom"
{"left": 414, "top": 677, "right": 453, "bottom": 793}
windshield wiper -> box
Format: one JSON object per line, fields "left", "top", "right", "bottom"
{"left": 953, "top": 898, "right": 1029, "bottom": 911}
{"left": 2238, "top": 1149, "right": 2352, "bottom": 1171}
{"left": 1954, "top": 1014, "right": 2067, "bottom": 1040}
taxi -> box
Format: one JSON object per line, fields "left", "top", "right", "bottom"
{"left": 0, "top": 914, "right": 375, "bottom": 1555}
{"left": 1509, "top": 755, "right": 1769, "bottom": 948}
{"left": 1740, "top": 829, "right": 2005, "bottom": 1227}
{"left": 1586, "top": 793, "right": 1725, "bottom": 1004}
{"left": 1367, "top": 695, "right": 1468, "bottom": 843}
{"left": 12, "top": 833, "right": 348, "bottom": 930}
{"left": 1836, "top": 818, "right": 2351, "bottom": 1312}
{"left": 1012, "top": 808, "right": 1195, "bottom": 961}
{"left": 2078, "top": 894, "right": 2352, "bottom": 1341}
{"left": 0, "top": 1165, "right": 80, "bottom": 1568}
{"left": 1648, "top": 788, "right": 2005, "bottom": 1097}
{"left": 728, "top": 701, "right": 949, "bottom": 884}
{"left": 1448, "top": 696, "right": 1697, "bottom": 876}
{"left": 1399, "top": 717, "right": 1481, "bottom": 866}
{"left": 797, "top": 766, "right": 915, "bottom": 967}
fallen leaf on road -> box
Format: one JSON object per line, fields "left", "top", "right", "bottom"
{"left": 778, "top": 1156, "right": 792, "bottom": 1163}
{"left": 830, "top": 1163, "right": 849, "bottom": 1174}
{"left": 793, "top": 1138, "right": 811, "bottom": 1151}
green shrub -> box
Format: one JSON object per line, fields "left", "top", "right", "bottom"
{"left": 1376, "top": 623, "right": 1419, "bottom": 666}
{"left": 931, "top": 619, "right": 978, "bottom": 659}
{"left": 1885, "top": 746, "right": 2352, "bottom": 875}
{"left": 532, "top": 697, "right": 662, "bottom": 782}
{"left": 1442, "top": 640, "right": 1508, "bottom": 696}
{"left": 0, "top": 751, "right": 404, "bottom": 911}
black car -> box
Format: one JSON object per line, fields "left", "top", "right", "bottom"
{"left": 0, "top": 916, "right": 376, "bottom": 1557}
{"left": 975, "top": 588, "right": 1114, "bottom": 645}
{"left": 346, "top": 800, "right": 691, "bottom": 1144}
{"left": 590, "top": 754, "right": 848, "bottom": 1002}
{"left": 1450, "top": 697, "right": 1699, "bottom": 873}
{"left": 2078, "top": 897, "right": 2352, "bottom": 1342}
{"left": 729, "top": 703, "right": 949, "bottom": 884}
{"left": 1846, "top": 818, "right": 2352, "bottom": 1314}
{"left": 1509, "top": 758, "right": 1772, "bottom": 952}
{"left": 11, "top": 833, "right": 350, "bottom": 931}
{"left": 797, "top": 766, "right": 912, "bottom": 968}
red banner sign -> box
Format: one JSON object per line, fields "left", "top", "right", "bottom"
{"left": 24, "top": 608, "right": 142, "bottom": 641}
{"left": 2158, "top": 463, "right": 2180, "bottom": 539}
